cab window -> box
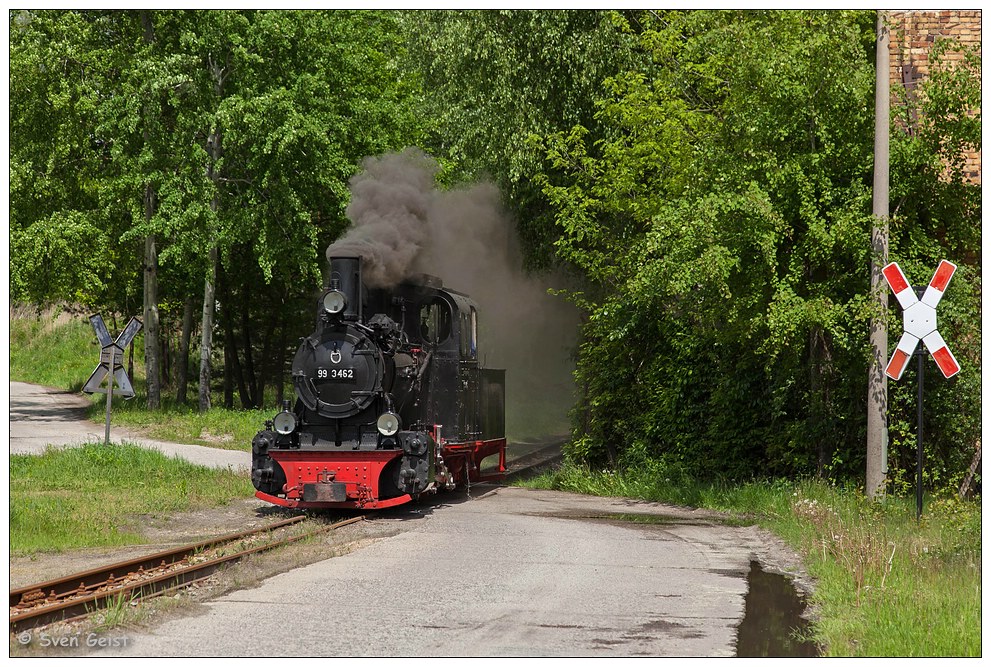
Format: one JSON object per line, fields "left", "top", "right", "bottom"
{"left": 419, "top": 299, "right": 451, "bottom": 345}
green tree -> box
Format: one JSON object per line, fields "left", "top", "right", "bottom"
{"left": 10, "top": 11, "right": 133, "bottom": 312}
{"left": 167, "top": 10, "right": 423, "bottom": 409}
{"left": 403, "top": 10, "right": 641, "bottom": 268}
{"left": 538, "top": 11, "right": 980, "bottom": 488}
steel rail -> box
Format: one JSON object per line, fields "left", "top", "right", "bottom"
{"left": 10, "top": 515, "right": 307, "bottom": 612}
{"left": 10, "top": 515, "right": 364, "bottom": 631}
{"left": 501, "top": 441, "right": 564, "bottom": 482}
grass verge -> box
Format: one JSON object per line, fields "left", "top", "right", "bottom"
{"left": 92, "top": 398, "right": 265, "bottom": 452}
{"left": 10, "top": 442, "right": 253, "bottom": 553}
{"left": 9, "top": 305, "right": 99, "bottom": 392}
{"left": 517, "top": 461, "right": 981, "bottom": 657}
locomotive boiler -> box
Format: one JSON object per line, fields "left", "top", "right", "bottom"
{"left": 251, "top": 256, "right": 507, "bottom": 509}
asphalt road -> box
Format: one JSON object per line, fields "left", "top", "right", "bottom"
{"left": 10, "top": 381, "right": 806, "bottom": 657}
{"left": 93, "top": 487, "right": 787, "bottom": 658}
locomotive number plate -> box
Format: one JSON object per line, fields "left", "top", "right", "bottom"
{"left": 314, "top": 367, "right": 356, "bottom": 383}
{"left": 302, "top": 482, "right": 348, "bottom": 503}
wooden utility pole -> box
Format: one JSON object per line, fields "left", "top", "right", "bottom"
{"left": 867, "top": 11, "right": 890, "bottom": 499}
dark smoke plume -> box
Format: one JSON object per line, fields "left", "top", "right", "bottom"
{"left": 328, "top": 149, "right": 439, "bottom": 288}
{"left": 327, "top": 148, "right": 576, "bottom": 440}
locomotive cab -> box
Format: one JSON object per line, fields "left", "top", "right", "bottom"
{"left": 251, "top": 256, "right": 506, "bottom": 510}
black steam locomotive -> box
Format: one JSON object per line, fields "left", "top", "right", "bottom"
{"left": 251, "top": 256, "right": 506, "bottom": 509}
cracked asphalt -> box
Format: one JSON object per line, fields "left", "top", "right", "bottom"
{"left": 96, "top": 487, "right": 797, "bottom": 657}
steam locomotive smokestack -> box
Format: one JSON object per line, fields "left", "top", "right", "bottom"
{"left": 327, "top": 256, "right": 362, "bottom": 321}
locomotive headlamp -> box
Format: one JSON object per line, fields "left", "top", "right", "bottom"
{"left": 273, "top": 410, "right": 297, "bottom": 435}
{"left": 322, "top": 289, "right": 347, "bottom": 315}
{"left": 376, "top": 411, "right": 401, "bottom": 437}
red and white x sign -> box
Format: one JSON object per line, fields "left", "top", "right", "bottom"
{"left": 882, "top": 260, "right": 960, "bottom": 380}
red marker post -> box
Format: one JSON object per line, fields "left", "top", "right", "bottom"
{"left": 882, "top": 260, "right": 960, "bottom": 520}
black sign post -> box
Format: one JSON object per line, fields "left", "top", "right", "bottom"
{"left": 915, "top": 292, "right": 925, "bottom": 522}
{"left": 83, "top": 315, "right": 142, "bottom": 445}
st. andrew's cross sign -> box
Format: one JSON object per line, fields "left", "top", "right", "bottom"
{"left": 883, "top": 260, "right": 960, "bottom": 380}
{"left": 83, "top": 314, "right": 142, "bottom": 445}
{"left": 881, "top": 259, "right": 960, "bottom": 520}
{"left": 83, "top": 314, "right": 142, "bottom": 397}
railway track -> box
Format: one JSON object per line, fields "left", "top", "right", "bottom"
{"left": 502, "top": 441, "right": 564, "bottom": 482}
{"left": 9, "top": 515, "right": 364, "bottom": 631}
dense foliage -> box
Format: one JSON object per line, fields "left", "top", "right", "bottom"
{"left": 403, "top": 10, "right": 642, "bottom": 268}
{"left": 535, "top": 11, "right": 981, "bottom": 489}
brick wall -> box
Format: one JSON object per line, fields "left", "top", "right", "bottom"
{"left": 887, "top": 10, "right": 981, "bottom": 183}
